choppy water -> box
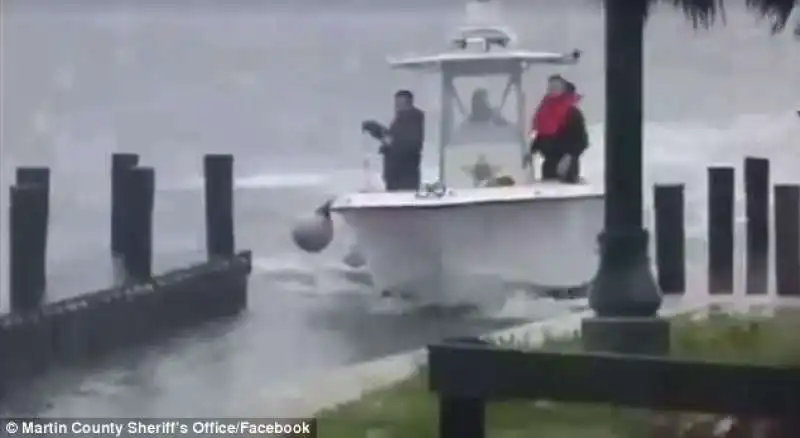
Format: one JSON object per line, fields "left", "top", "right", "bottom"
{"left": 0, "top": 0, "right": 798, "bottom": 417}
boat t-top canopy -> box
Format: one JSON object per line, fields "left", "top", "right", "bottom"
{"left": 389, "top": 50, "right": 580, "bottom": 76}
{"left": 388, "top": 27, "right": 580, "bottom": 77}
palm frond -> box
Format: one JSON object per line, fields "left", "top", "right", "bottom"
{"left": 743, "top": 0, "right": 798, "bottom": 31}
{"left": 637, "top": 0, "right": 798, "bottom": 32}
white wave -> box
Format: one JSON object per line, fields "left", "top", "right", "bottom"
{"left": 251, "top": 255, "right": 309, "bottom": 273}
{"left": 169, "top": 171, "right": 330, "bottom": 192}
{"left": 492, "top": 293, "right": 587, "bottom": 320}
{"left": 235, "top": 172, "right": 328, "bottom": 189}
{"left": 580, "top": 110, "right": 800, "bottom": 236}
{"left": 166, "top": 109, "right": 797, "bottom": 235}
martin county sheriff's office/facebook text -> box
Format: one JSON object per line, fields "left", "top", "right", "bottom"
{"left": 6, "top": 418, "right": 316, "bottom": 436}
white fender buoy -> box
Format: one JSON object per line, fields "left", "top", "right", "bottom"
{"left": 343, "top": 244, "right": 366, "bottom": 268}
{"left": 291, "top": 201, "right": 334, "bottom": 253}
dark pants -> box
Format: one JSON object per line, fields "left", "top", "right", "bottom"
{"left": 383, "top": 152, "right": 421, "bottom": 191}
{"left": 541, "top": 151, "right": 581, "bottom": 184}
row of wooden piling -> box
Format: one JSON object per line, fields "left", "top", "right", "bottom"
{"left": 653, "top": 156, "right": 799, "bottom": 296}
{"left": 2, "top": 153, "right": 251, "bottom": 390}
{"left": 8, "top": 153, "right": 239, "bottom": 312}
{"left": 109, "top": 153, "right": 236, "bottom": 281}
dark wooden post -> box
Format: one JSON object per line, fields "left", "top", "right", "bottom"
{"left": 707, "top": 166, "right": 735, "bottom": 295}
{"left": 14, "top": 167, "right": 51, "bottom": 296}
{"left": 203, "top": 154, "right": 235, "bottom": 259}
{"left": 436, "top": 338, "right": 488, "bottom": 438}
{"left": 774, "top": 184, "right": 799, "bottom": 297}
{"left": 653, "top": 184, "right": 685, "bottom": 294}
{"left": 744, "top": 157, "right": 769, "bottom": 295}
{"left": 122, "top": 167, "right": 155, "bottom": 281}
{"left": 439, "top": 396, "right": 485, "bottom": 438}
{"left": 111, "top": 153, "right": 140, "bottom": 258}
{"left": 9, "top": 184, "right": 49, "bottom": 312}
{"left": 15, "top": 166, "right": 50, "bottom": 219}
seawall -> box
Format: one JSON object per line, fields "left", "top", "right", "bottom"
{"left": 1, "top": 251, "right": 251, "bottom": 391}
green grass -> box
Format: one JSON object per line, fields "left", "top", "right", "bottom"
{"left": 315, "top": 307, "right": 800, "bottom": 438}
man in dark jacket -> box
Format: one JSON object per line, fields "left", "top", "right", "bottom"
{"left": 526, "top": 76, "right": 589, "bottom": 183}
{"left": 378, "top": 90, "right": 425, "bottom": 191}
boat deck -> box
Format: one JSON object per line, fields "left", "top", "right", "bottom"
{"left": 330, "top": 181, "right": 604, "bottom": 211}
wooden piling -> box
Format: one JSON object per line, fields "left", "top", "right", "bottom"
{"left": 744, "top": 157, "right": 770, "bottom": 295}
{"left": 708, "top": 166, "right": 735, "bottom": 295}
{"left": 111, "top": 153, "right": 140, "bottom": 257}
{"left": 14, "top": 167, "right": 51, "bottom": 296}
{"left": 203, "top": 154, "right": 235, "bottom": 259}
{"left": 774, "top": 184, "right": 800, "bottom": 297}
{"left": 9, "top": 184, "right": 49, "bottom": 312}
{"left": 653, "top": 184, "right": 685, "bottom": 294}
{"left": 122, "top": 167, "right": 155, "bottom": 281}
{"left": 15, "top": 166, "right": 50, "bottom": 217}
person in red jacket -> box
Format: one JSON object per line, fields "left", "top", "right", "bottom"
{"left": 524, "top": 75, "right": 589, "bottom": 183}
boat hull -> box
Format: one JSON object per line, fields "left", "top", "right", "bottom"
{"left": 335, "top": 189, "right": 603, "bottom": 306}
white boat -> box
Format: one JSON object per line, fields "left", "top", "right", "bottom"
{"left": 317, "top": 0, "right": 604, "bottom": 307}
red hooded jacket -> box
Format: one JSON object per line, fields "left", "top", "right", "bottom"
{"left": 531, "top": 92, "right": 582, "bottom": 137}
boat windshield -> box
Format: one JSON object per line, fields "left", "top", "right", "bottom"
{"left": 450, "top": 83, "right": 522, "bottom": 147}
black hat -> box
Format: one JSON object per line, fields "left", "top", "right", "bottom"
{"left": 394, "top": 89, "right": 414, "bottom": 100}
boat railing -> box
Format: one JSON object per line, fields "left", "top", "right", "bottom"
{"left": 415, "top": 181, "right": 449, "bottom": 199}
